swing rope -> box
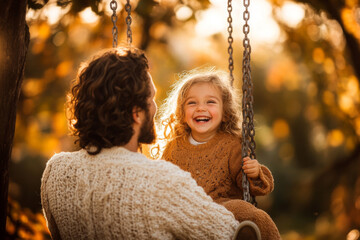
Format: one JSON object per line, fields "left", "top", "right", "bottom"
{"left": 125, "top": 0, "right": 133, "bottom": 46}
{"left": 227, "top": 0, "right": 256, "bottom": 205}
{"left": 227, "top": 0, "right": 234, "bottom": 86}
{"left": 110, "top": 0, "right": 132, "bottom": 47}
{"left": 241, "top": 0, "right": 257, "bottom": 205}
{"left": 110, "top": 0, "right": 118, "bottom": 48}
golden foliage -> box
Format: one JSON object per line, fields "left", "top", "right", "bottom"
{"left": 6, "top": 198, "right": 50, "bottom": 240}
{"left": 272, "top": 119, "right": 290, "bottom": 139}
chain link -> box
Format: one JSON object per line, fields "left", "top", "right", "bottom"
{"left": 125, "top": 0, "right": 132, "bottom": 46}
{"left": 110, "top": 0, "right": 118, "bottom": 48}
{"left": 241, "top": 0, "right": 257, "bottom": 206}
{"left": 227, "top": 0, "right": 234, "bottom": 86}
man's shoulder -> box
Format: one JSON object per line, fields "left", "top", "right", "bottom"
{"left": 99, "top": 147, "right": 191, "bottom": 179}
{"left": 46, "top": 150, "right": 80, "bottom": 166}
{"left": 146, "top": 157, "right": 190, "bottom": 177}
{"left": 45, "top": 147, "right": 193, "bottom": 181}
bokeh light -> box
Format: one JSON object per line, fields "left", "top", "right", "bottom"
{"left": 79, "top": 7, "right": 99, "bottom": 24}
{"left": 175, "top": 5, "right": 193, "bottom": 21}
{"left": 276, "top": 1, "right": 305, "bottom": 28}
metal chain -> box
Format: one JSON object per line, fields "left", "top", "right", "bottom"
{"left": 125, "top": 0, "right": 132, "bottom": 46}
{"left": 110, "top": 0, "right": 118, "bottom": 48}
{"left": 227, "top": 0, "right": 234, "bottom": 86}
{"left": 241, "top": 0, "right": 257, "bottom": 205}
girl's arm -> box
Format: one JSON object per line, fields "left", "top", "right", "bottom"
{"left": 247, "top": 164, "right": 274, "bottom": 196}
{"left": 229, "top": 147, "right": 274, "bottom": 196}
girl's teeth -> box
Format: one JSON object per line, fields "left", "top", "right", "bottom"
{"left": 195, "top": 118, "right": 210, "bottom": 122}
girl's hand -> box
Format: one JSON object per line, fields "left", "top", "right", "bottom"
{"left": 242, "top": 157, "right": 260, "bottom": 179}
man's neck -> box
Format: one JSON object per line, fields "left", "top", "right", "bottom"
{"left": 123, "top": 134, "right": 139, "bottom": 152}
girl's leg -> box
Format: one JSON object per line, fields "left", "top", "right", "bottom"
{"left": 221, "top": 199, "right": 281, "bottom": 240}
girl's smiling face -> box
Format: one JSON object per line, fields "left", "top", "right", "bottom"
{"left": 184, "top": 82, "right": 223, "bottom": 142}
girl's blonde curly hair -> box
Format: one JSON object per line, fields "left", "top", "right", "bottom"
{"left": 153, "top": 68, "right": 242, "bottom": 158}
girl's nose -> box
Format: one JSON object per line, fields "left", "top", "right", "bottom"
{"left": 196, "top": 104, "right": 206, "bottom": 111}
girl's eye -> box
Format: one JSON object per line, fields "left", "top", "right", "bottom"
{"left": 207, "top": 100, "right": 216, "bottom": 104}
{"left": 187, "top": 101, "right": 196, "bottom": 105}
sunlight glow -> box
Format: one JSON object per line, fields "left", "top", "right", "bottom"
{"left": 347, "top": 229, "right": 360, "bottom": 240}
{"left": 80, "top": 7, "right": 99, "bottom": 24}
{"left": 27, "top": 4, "right": 70, "bottom": 26}
{"left": 26, "top": 9, "right": 37, "bottom": 22}
{"left": 251, "top": 0, "right": 281, "bottom": 44}
{"left": 195, "top": 8, "right": 225, "bottom": 37}
{"left": 43, "top": 5, "right": 64, "bottom": 25}
{"left": 175, "top": 5, "right": 193, "bottom": 21}
{"left": 276, "top": 2, "right": 305, "bottom": 28}
{"left": 195, "top": 0, "right": 281, "bottom": 45}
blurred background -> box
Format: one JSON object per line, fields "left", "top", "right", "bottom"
{"left": 6, "top": 0, "right": 360, "bottom": 239}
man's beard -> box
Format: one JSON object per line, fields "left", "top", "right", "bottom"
{"left": 138, "top": 108, "right": 156, "bottom": 144}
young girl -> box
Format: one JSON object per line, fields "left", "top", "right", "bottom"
{"left": 158, "top": 69, "right": 281, "bottom": 240}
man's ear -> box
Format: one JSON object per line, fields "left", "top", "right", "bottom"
{"left": 132, "top": 106, "right": 142, "bottom": 124}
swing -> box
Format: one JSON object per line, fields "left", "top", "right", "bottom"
{"left": 109, "top": 0, "right": 256, "bottom": 205}
{"left": 109, "top": 1, "right": 262, "bottom": 238}
{"left": 110, "top": 0, "right": 132, "bottom": 47}
{"left": 227, "top": 0, "right": 257, "bottom": 206}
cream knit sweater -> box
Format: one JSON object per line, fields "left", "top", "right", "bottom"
{"left": 41, "top": 147, "right": 239, "bottom": 240}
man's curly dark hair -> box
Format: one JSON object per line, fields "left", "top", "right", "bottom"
{"left": 67, "top": 48, "right": 150, "bottom": 155}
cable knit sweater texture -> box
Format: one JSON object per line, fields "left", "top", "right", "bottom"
{"left": 162, "top": 132, "right": 274, "bottom": 203}
{"left": 41, "top": 147, "right": 239, "bottom": 240}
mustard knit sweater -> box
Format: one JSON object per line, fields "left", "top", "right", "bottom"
{"left": 41, "top": 147, "right": 239, "bottom": 240}
{"left": 162, "top": 132, "right": 274, "bottom": 203}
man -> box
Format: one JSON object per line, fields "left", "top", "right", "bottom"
{"left": 40, "top": 47, "right": 259, "bottom": 239}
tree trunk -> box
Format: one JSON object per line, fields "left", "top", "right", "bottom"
{"left": 0, "top": 0, "right": 29, "bottom": 236}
